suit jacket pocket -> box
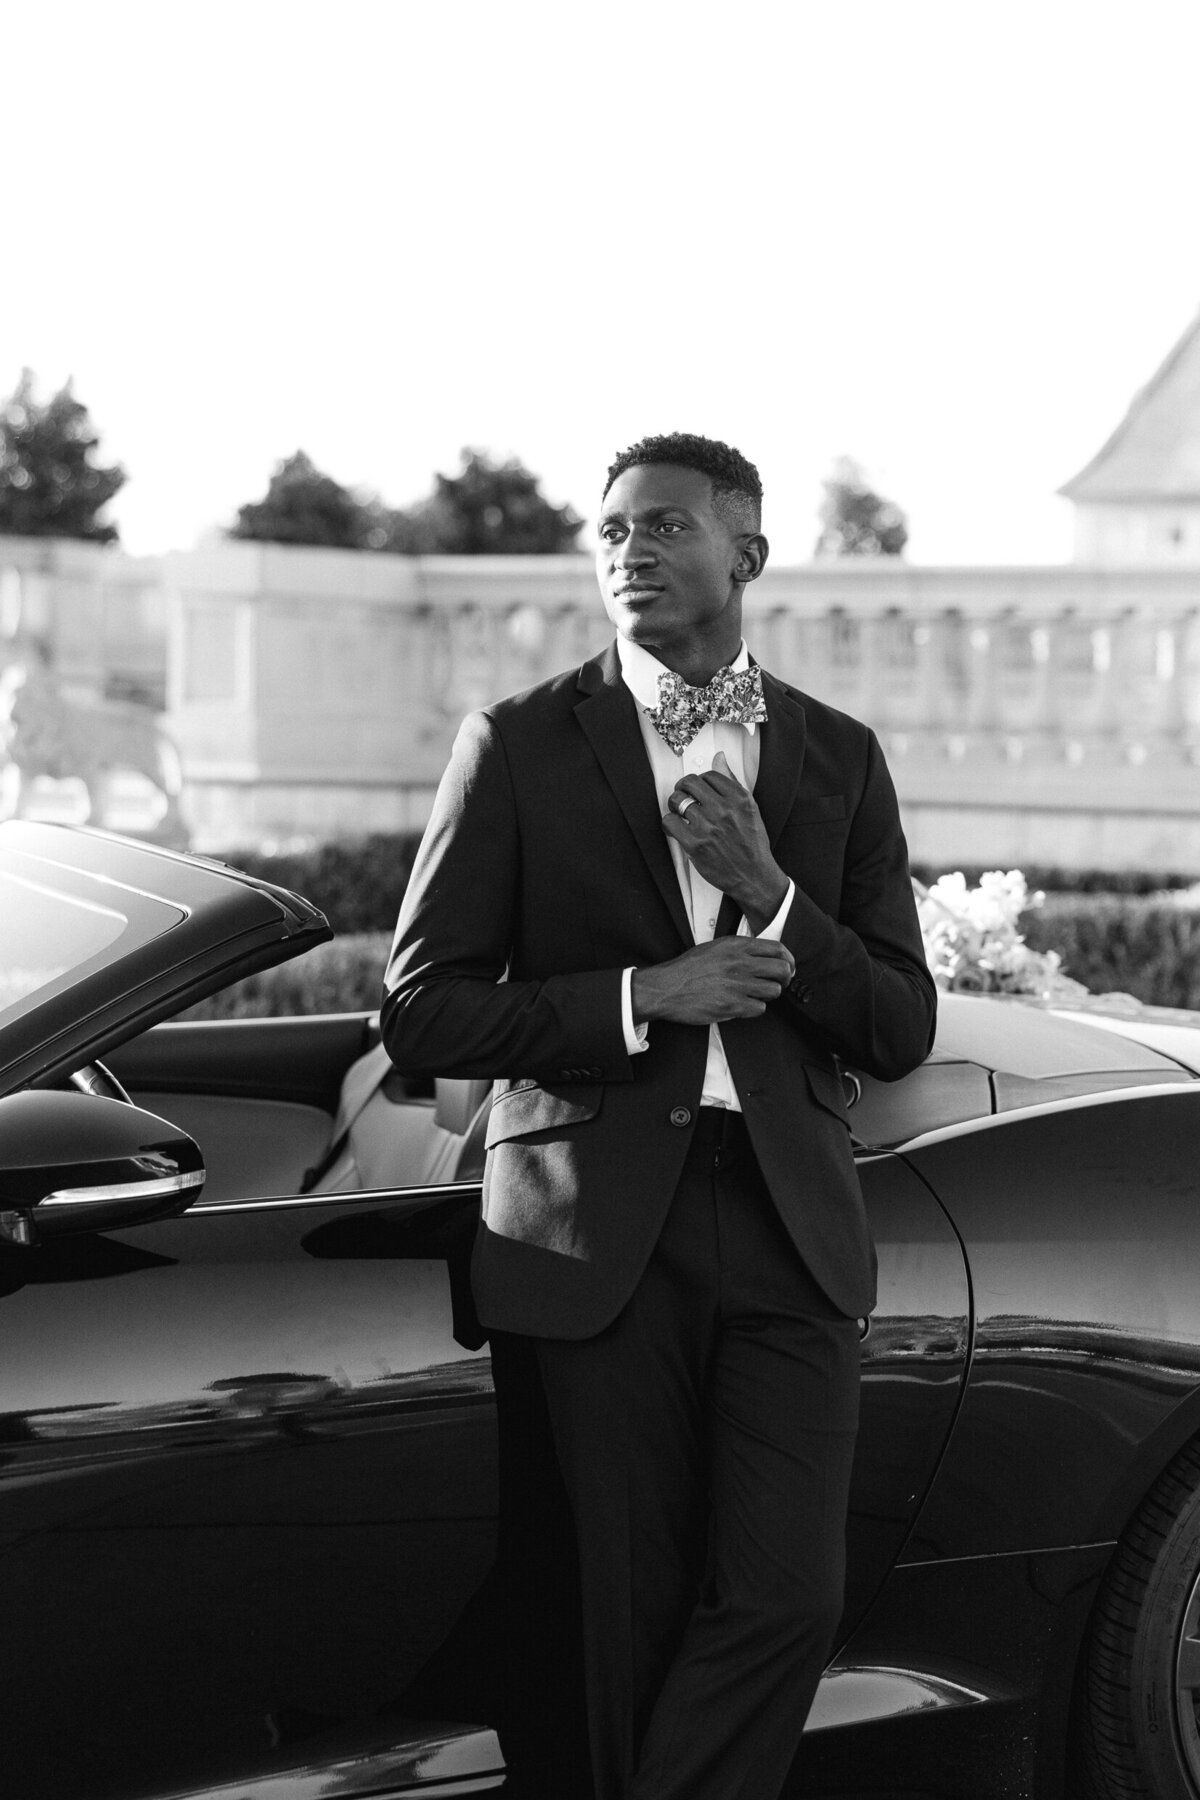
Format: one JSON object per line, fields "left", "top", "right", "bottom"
{"left": 803, "top": 1062, "right": 851, "bottom": 1124}
{"left": 485, "top": 1082, "right": 604, "bottom": 1148}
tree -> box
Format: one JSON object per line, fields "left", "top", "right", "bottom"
{"left": 814, "top": 457, "right": 908, "bottom": 558}
{"left": 0, "top": 369, "right": 125, "bottom": 543}
{"left": 230, "top": 451, "right": 377, "bottom": 549}
{"left": 382, "top": 448, "right": 584, "bottom": 554}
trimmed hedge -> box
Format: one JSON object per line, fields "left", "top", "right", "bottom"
{"left": 1024, "top": 895, "right": 1200, "bottom": 1010}
{"left": 183, "top": 932, "right": 392, "bottom": 1019}
{"left": 180, "top": 901, "right": 1200, "bottom": 1018}
{"left": 909, "top": 862, "right": 1199, "bottom": 896}
{"left": 222, "top": 834, "right": 425, "bottom": 934}
{"left": 220, "top": 833, "right": 1200, "bottom": 933}
{"left": 196, "top": 835, "right": 1200, "bottom": 1017}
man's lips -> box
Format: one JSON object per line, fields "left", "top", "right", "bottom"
{"left": 614, "top": 583, "right": 664, "bottom": 600}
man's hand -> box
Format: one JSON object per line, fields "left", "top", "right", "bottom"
{"left": 662, "top": 752, "right": 788, "bottom": 932}
{"left": 631, "top": 938, "right": 796, "bottom": 1027}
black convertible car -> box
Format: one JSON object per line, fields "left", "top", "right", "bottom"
{"left": 5, "top": 819, "right": 1200, "bottom": 1800}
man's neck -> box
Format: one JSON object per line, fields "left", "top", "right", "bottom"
{"left": 617, "top": 636, "right": 749, "bottom": 705}
{"left": 625, "top": 639, "right": 745, "bottom": 689}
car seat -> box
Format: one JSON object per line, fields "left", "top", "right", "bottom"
{"left": 306, "top": 1043, "right": 492, "bottom": 1194}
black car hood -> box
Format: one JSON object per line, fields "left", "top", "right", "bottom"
{"left": 0, "top": 822, "right": 332, "bottom": 1094}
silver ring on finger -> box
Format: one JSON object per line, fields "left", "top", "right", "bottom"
{"left": 675, "top": 794, "right": 697, "bottom": 819}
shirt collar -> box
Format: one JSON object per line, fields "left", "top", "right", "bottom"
{"left": 616, "top": 637, "right": 755, "bottom": 728}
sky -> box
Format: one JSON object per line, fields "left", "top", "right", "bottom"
{"left": 4, "top": 0, "right": 1199, "bottom": 568}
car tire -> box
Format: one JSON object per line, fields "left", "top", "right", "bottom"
{"left": 1079, "top": 1438, "right": 1200, "bottom": 1798}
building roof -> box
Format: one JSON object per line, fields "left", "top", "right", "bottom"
{"left": 1060, "top": 309, "right": 1200, "bottom": 502}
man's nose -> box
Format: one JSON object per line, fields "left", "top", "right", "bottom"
{"left": 615, "top": 531, "right": 656, "bottom": 569}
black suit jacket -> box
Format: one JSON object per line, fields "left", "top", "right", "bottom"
{"left": 382, "top": 642, "right": 936, "bottom": 1338}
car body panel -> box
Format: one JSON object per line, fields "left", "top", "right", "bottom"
{"left": 900, "top": 1085, "right": 1200, "bottom": 1559}
{"left": 162, "top": 1724, "right": 505, "bottom": 1800}
{"left": 931, "top": 992, "right": 1185, "bottom": 1078}
{"left": 0, "top": 1186, "right": 498, "bottom": 1800}
{"left": 791, "top": 1541, "right": 1112, "bottom": 1800}
{"left": 1049, "top": 1004, "right": 1200, "bottom": 1076}
{"left": 840, "top": 1152, "right": 970, "bottom": 1634}
{"left": 846, "top": 990, "right": 1199, "bottom": 1150}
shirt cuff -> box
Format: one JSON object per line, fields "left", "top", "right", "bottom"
{"left": 622, "top": 966, "right": 650, "bottom": 1055}
{"left": 738, "top": 878, "right": 795, "bottom": 941}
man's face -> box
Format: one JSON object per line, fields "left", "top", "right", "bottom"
{"left": 596, "top": 463, "right": 750, "bottom": 673}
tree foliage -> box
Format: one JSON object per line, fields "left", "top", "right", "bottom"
{"left": 0, "top": 369, "right": 125, "bottom": 543}
{"left": 814, "top": 457, "right": 908, "bottom": 558}
{"left": 382, "top": 448, "right": 584, "bottom": 554}
{"left": 229, "top": 450, "right": 377, "bottom": 549}
{"left": 229, "top": 446, "right": 583, "bottom": 555}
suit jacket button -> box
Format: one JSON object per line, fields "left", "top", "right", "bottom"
{"left": 669, "top": 1107, "right": 692, "bottom": 1128}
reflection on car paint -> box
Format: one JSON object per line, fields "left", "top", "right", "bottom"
{"left": 903, "top": 1087, "right": 1200, "bottom": 1561}
{"left": 0, "top": 1199, "right": 497, "bottom": 1800}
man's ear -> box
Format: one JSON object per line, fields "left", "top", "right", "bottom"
{"left": 734, "top": 533, "right": 769, "bottom": 584}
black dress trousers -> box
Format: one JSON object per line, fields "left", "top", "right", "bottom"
{"left": 534, "top": 1109, "right": 862, "bottom": 1800}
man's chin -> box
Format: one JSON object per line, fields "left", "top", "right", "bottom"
{"left": 612, "top": 607, "right": 673, "bottom": 645}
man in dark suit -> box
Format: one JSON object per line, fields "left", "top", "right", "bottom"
{"left": 383, "top": 433, "right": 936, "bottom": 1800}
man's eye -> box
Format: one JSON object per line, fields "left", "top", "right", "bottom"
{"left": 657, "top": 521, "right": 684, "bottom": 535}
{"left": 600, "top": 526, "right": 624, "bottom": 542}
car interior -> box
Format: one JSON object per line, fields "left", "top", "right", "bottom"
{"left": 105, "top": 1013, "right": 491, "bottom": 1204}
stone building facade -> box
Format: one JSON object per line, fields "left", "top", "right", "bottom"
{"left": 159, "top": 549, "right": 1200, "bottom": 870}
{"left": 3, "top": 310, "right": 1200, "bottom": 869}
{"left": 3, "top": 535, "right": 1198, "bottom": 870}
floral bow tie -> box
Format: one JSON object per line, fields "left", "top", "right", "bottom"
{"left": 646, "top": 664, "right": 768, "bottom": 754}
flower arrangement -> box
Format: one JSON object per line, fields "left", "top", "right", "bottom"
{"left": 915, "top": 869, "right": 1089, "bottom": 1001}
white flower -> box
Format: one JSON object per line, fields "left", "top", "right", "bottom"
{"left": 916, "top": 868, "right": 1079, "bottom": 1000}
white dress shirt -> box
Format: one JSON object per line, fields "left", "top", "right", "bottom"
{"left": 617, "top": 637, "right": 795, "bottom": 1111}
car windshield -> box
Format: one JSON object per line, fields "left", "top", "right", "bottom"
{"left": 0, "top": 871, "right": 131, "bottom": 1021}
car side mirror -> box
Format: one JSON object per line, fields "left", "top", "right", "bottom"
{"left": 0, "top": 1090, "right": 205, "bottom": 1248}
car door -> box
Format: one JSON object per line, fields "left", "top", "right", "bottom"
{"left": 0, "top": 1175, "right": 502, "bottom": 1800}
{"left": 840, "top": 1145, "right": 971, "bottom": 1639}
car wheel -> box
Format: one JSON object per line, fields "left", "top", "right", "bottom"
{"left": 1079, "top": 1438, "right": 1200, "bottom": 1798}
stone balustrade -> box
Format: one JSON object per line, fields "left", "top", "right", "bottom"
{"left": 3, "top": 537, "right": 1199, "bottom": 868}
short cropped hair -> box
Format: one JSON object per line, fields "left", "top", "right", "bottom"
{"left": 602, "top": 432, "right": 763, "bottom": 534}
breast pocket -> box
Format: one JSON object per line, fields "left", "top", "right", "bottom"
{"left": 780, "top": 796, "right": 849, "bottom": 911}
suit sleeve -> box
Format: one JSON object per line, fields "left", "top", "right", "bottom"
{"left": 381, "top": 709, "right": 634, "bottom": 1084}
{"left": 777, "top": 729, "right": 936, "bottom": 1081}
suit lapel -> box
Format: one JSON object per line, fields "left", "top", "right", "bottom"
{"left": 574, "top": 646, "right": 693, "bottom": 946}
{"left": 752, "top": 668, "right": 808, "bottom": 846}
{"left": 713, "top": 667, "right": 808, "bottom": 937}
